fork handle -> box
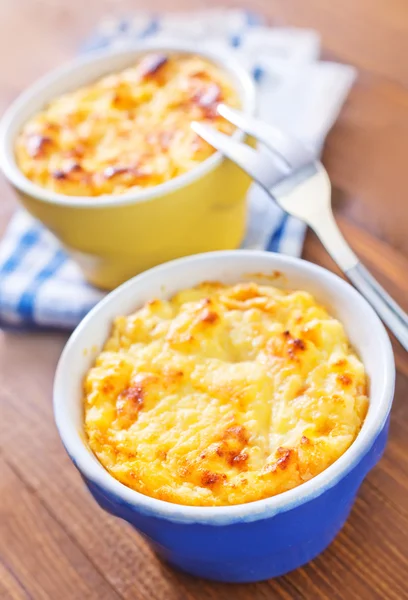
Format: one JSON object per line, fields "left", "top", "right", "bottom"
{"left": 310, "top": 213, "right": 408, "bottom": 351}
{"left": 345, "top": 262, "right": 408, "bottom": 350}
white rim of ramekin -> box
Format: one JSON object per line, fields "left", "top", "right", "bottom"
{"left": 0, "top": 40, "right": 256, "bottom": 208}
{"left": 53, "top": 251, "right": 395, "bottom": 525}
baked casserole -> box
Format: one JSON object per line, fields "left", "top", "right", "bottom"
{"left": 84, "top": 282, "right": 369, "bottom": 507}
{"left": 15, "top": 53, "right": 239, "bottom": 196}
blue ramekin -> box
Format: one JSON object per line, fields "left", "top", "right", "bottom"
{"left": 54, "top": 251, "right": 395, "bottom": 582}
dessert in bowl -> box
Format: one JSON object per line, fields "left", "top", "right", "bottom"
{"left": 0, "top": 43, "right": 255, "bottom": 289}
{"left": 15, "top": 52, "right": 239, "bottom": 197}
{"left": 54, "top": 251, "right": 395, "bottom": 582}
{"left": 84, "top": 281, "right": 368, "bottom": 507}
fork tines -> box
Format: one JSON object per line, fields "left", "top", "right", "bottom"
{"left": 191, "top": 104, "right": 313, "bottom": 191}
{"left": 217, "top": 104, "right": 313, "bottom": 169}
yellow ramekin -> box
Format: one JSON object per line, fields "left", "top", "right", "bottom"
{"left": 0, "top": 42, "right": 256, "bottom": 289}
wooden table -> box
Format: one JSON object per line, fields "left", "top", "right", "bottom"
{"left": 1, "top": 2, "right": 408, "bottom": 599}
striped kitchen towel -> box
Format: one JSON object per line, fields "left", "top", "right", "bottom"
{"left": 0, "top": 9, "right": 356, "bottom": 329}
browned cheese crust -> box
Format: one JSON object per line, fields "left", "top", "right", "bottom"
{"left": 84, "top": 282, "right": 368, "bottom": 506}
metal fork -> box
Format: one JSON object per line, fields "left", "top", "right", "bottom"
{"left": 192, "top": 104, "right": 408, "bottom": 351}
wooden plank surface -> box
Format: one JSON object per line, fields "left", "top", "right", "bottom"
{"left": 1, "top": 1, "right": 408, "bottom": 599}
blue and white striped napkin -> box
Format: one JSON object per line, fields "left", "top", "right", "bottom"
{"left": 0, "top": 10, "right": 356, "bottom": 329}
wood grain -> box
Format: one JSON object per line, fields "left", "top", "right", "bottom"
{"left": 0, "top": 561, "right": 29, "bottom": 600}
{"left": 1, "top": 1, "right": 408, "bottom": 599}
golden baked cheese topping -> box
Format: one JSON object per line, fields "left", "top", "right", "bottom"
{"left": 15, "top": 53, "right": 239, "bottom": 196}
{"left": 84, "top": 282, "right": 368, "bottom": 506}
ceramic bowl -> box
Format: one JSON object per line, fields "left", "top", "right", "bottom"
{"left": 54, "top": 250, "right": 395, "bottom": 582}
{"left": 0, "top": 43, "right": 256, "bottom": 289}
